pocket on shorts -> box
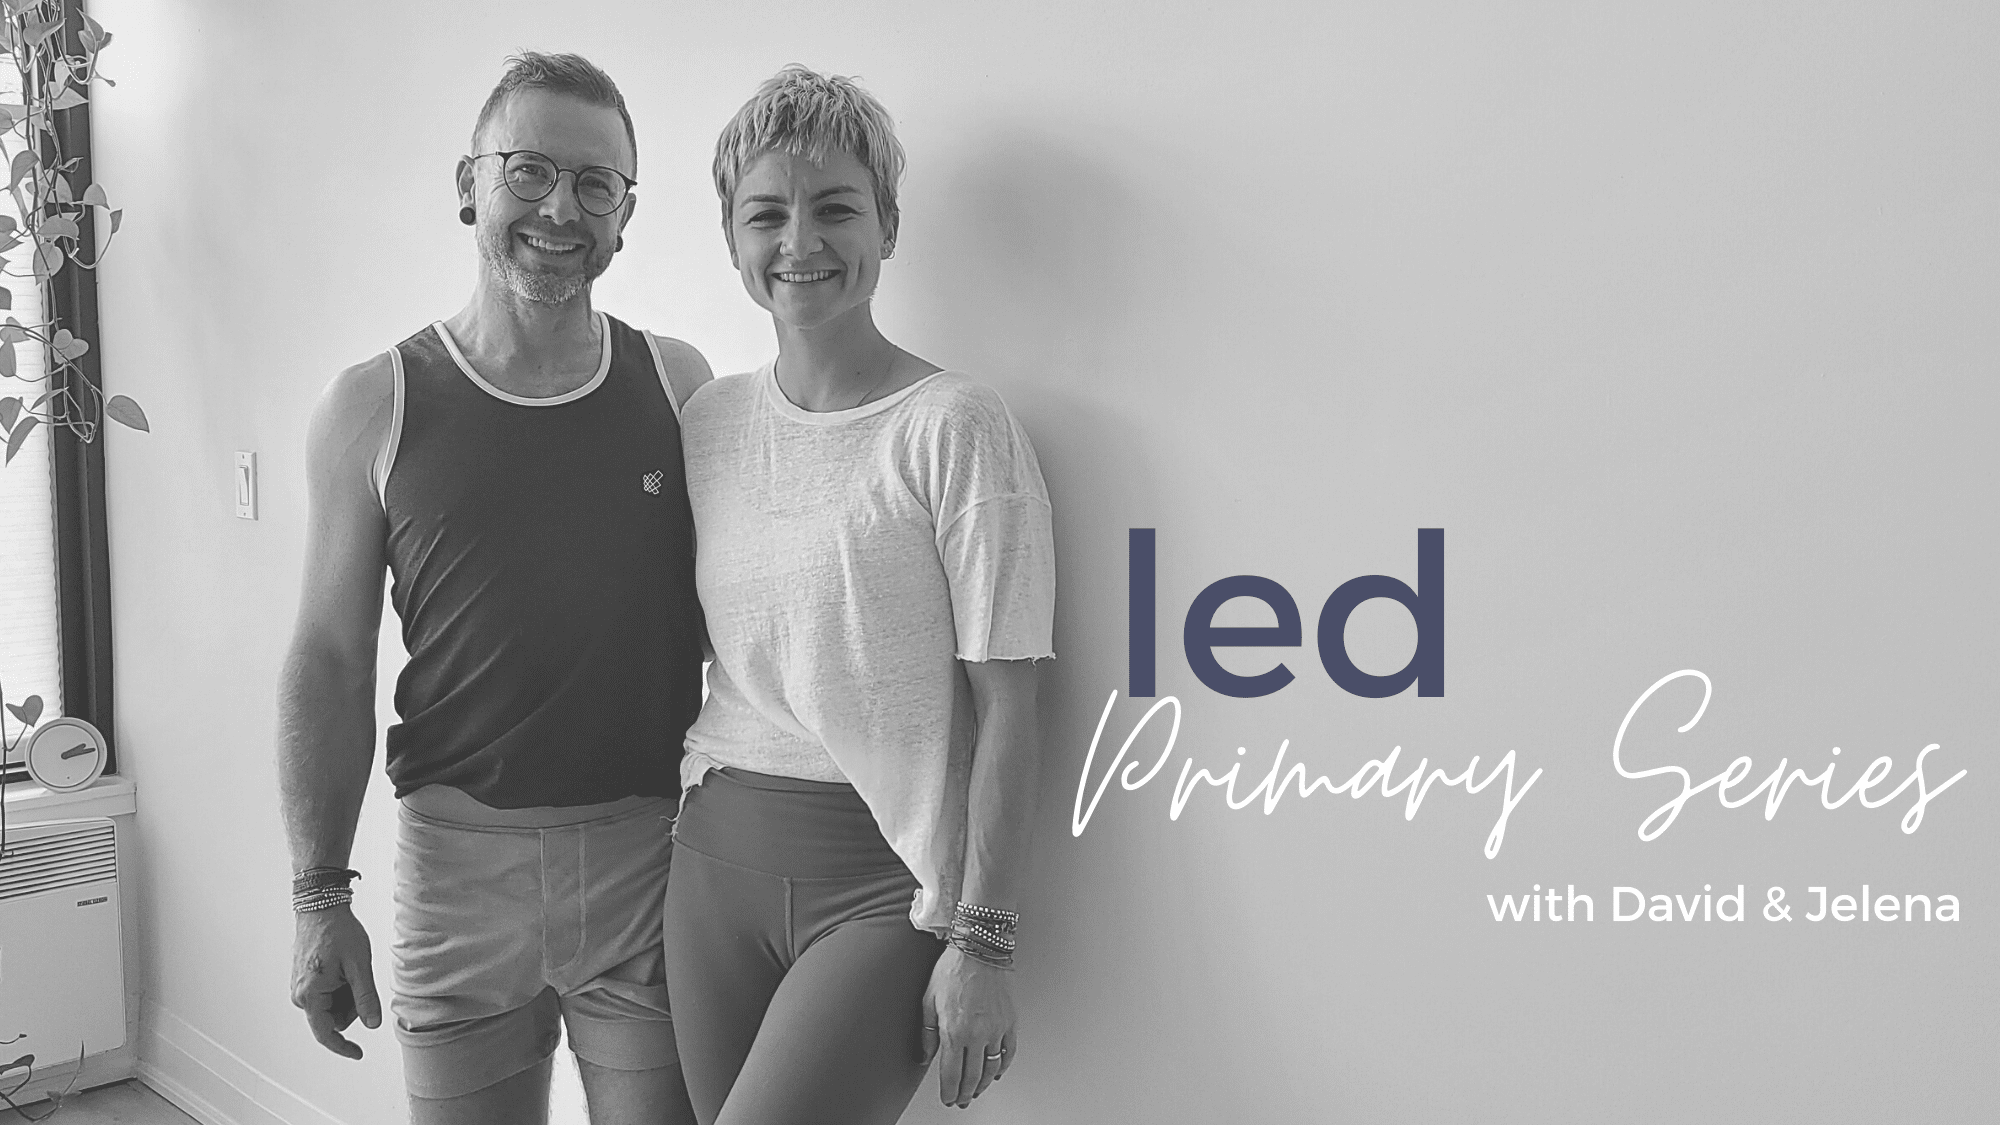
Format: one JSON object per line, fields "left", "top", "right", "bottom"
{"left": 391, "top": 806, "right": 542, "bottom": 1005}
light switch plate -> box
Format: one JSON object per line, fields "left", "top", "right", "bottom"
{"left": 234, "top": 450, "right": 257, "bottom": 519}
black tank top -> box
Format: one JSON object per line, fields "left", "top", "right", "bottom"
{"left": 379, "top": 313, "right": 703, "bottom": 807}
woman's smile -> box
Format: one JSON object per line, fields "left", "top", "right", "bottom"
{"left": 773, "top": 268, "right": 840, "bottom": 283}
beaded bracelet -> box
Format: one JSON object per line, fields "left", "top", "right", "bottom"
{"left": 949, "top": 901, "right": 1020, "bottom": 970}
{"left": 949, "top": 932, "right": 1015, "bottom": 969}
{"left": 292, "top": 867, "right": 361, "bottom": 914}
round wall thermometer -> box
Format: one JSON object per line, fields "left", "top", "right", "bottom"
{"left": 22, "top": 716, "right": 108, "bottom": 792}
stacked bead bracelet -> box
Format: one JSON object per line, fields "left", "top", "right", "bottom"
{"left": 292, "top": 866, "right": 361, "bottom": 914}
{"left": 948, "top": 901, "right": 1019, "bottom": 970}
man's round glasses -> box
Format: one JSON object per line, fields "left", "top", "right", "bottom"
{"left": 471, "top": 150, "right": 636, "bottom": 217}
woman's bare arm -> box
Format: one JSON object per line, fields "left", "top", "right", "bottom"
{"left": 921, "top": 657, "right": 1041, "bottom": 1107}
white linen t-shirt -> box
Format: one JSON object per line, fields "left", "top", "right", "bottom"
{"left": 679, "top": 362, "right": 1056, "bottom": 931}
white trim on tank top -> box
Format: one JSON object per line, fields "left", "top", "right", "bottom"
{"left": 429, "top": 310, "right": 613, "bottom": 407}
{"left": 643, "top": 330, "right": 682, "bottom": 418}
{"left": 374, "top": 346, "right": 406, "bottom": 514}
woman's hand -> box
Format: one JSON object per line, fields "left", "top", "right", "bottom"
{"left": 919, "top": 945, "right": 1017, "bottom": 1108}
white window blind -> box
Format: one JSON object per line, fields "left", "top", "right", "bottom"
{"left": 0, "top": 56, "right": 63, "bottom": 774}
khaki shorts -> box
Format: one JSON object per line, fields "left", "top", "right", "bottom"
{"left": 391, "top": 792, "right": 678, "bottom": 1100}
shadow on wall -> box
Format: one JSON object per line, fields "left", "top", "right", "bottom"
{"left": 891, "top": 127, "right": 1197, "bottom": 1036}
{"left": 901, "top": 123, "right": 1144, "bottom": 381}
{"left": 895, "top": 118, "right": 1173, "bottom": 709}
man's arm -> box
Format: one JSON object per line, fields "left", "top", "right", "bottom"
{"left": 650, "top": 332, "right": 714, "bottom": 410}
{"left": 276, "top": 354, "right": 395, "bottom": 1059}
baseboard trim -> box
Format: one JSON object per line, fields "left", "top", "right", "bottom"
{"left": 138, "top": 1004, "right": 351, "bottom": 1125}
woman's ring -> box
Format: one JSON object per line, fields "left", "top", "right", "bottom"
{"left": 984, "top": 1050, "right": 1004, "bottom": 1060}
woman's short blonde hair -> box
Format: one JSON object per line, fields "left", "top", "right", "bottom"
{"left": 713, "top": 65, "right": 906, "bottom": 252}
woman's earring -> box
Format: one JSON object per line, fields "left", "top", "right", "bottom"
{"left": 881, "top": 242, "right": 896, "bottom": 260}
{"left": 615, "top": 236, "right": 624, "bottom": 253}
{"left": 458, "top": 205, "right": 476, "bottom": 226}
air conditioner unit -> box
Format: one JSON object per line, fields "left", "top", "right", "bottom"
{"left": 0, "top": 817, "right": 126, "bottom": 1085}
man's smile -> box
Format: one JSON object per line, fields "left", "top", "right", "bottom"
{"left": 518, "top": 231, "right": 586, "bottom": 255}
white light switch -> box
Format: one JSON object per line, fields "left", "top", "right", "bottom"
{"left": 234, "top": 451, "right": 258, "bottom": 520}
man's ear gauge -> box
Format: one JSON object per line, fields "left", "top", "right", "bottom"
{"left": 459, "top": 205, "right": 476, "bottom": 226}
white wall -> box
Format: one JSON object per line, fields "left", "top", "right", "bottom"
{"left": 92, "top": 2, "right": 1996, "bottom": 1123}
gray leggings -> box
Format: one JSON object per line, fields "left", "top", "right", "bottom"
{"left": 662, "top": 768, "right": 945, "bottom": 1125}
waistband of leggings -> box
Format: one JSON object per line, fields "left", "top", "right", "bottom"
{"left": 712, "top": 766, "right": 858, "bottom": 794}
{"left": 676, "top": 768, "right": 907, "bottom": 880}
{"left": 401, "top": 784, "right": 667, "bottom": 830}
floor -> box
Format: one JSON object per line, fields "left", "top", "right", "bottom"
{"left": 20, "top": 1053, "right": 592, "bottom": 1124}
{"left": 16, "top": 1080, "right": 197, "bottom": 1124}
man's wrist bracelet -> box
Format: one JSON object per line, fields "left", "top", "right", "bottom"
{"left": 293, "top": 887, "right": 354, "bottom": 913}
{"left": 292, "top": 867, "right": 360, "bottom": 914}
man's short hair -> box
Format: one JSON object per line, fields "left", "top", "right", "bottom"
{"left": 713, "top": 65, "right": 906, "bottom": 251}
{"left": 473, "top": 52, "right": 637, "bottom": 171}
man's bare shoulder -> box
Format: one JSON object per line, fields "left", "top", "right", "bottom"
{"left": 318, "top": 352, "right": 395, "bottom": 422}
{"left": 307, "top": 352, "right": 397, "bottom": 476}
{"left": 648, "top": 332, "right": 715, "bottom": 409}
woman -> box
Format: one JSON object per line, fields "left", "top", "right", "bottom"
{"left": 662, "top": 66, "right": 1056, "bottom": 1125}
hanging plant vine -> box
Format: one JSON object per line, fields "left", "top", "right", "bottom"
{"left": 0, "top": 0, "right": 142, "bottom": 467}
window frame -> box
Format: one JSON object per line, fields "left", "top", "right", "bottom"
{"left": 45, "top": 0, "right": 114, "bottom": 772}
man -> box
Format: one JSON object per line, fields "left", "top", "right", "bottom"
{"left": 276, "top": 53, "right": 708, "bottom": 1125}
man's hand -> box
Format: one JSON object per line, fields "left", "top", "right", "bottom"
{"left": 919, "top": 946, "right": 1016, "bottom": 1109}
{"left": 290, "top": 906, "right": 382, "bottom": 1059}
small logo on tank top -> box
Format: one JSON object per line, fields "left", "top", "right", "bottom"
{"left": 641, "top": 470, "right": 663, "bottom": 495}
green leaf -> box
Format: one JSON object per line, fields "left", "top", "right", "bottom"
{"left": 4, "top": 413, "right": 36, "bottom": 462}
{"left": 0, "top": 340, "right": 14, "bottom": 378}
{"left": 8, "top": 696, "right": 42, "bottom": 726}
{"left": 107, "top": 209, "right": 122, "bottom": 234}
{"left": 50, "top": 329, "right": 87, "bottom": 361}
{"left": 7, "top": 149, "right": 34, "bottom": 191}
{"left": 52, "top": 173, "right": 73, "bottom": 203}
{"left": 32, "top": 239, "right": 63, "bottom": 280}
{"left": 6, "top": 695, "right": 43, "bottom": 726}
{"left": 0, "top": 108, "right": 13, "bottom": 133}
{"left": 105, "top": 395, "right": 147, "bottom": 432}
{"left": 0, "top": 214, "right": 16, "bottom": 236}
{"left": 0, "top": 284, "right": 10, "bottom": 309}
{"left": 40, "top": 215, "right": 78, "bottom": 242}
{"left": 48, "top": 87, "right": 86, "bottom": 113}
{"left": 0, "top": 235, "right": 21, "bottom": 255}
{"left": 0, "top": 320, "right": 29, "bottom": 344}
{"left": 80, "top": 183, "right": 107, "bottom": 208}
{"left": 24, "top": 14, "right": 62, "bottom": 51}
{"left": 0, "top": 396, "right": 18, "bottom": 430}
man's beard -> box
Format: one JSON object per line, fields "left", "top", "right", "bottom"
{"left": 476, "top": 221, "right": 614, "bottom": 305}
